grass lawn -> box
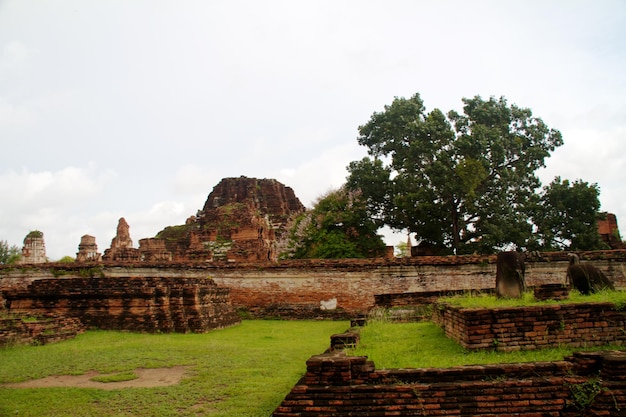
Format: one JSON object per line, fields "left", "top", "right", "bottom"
{"left": 0, "top": 320, "right": 348, "bottom": 417}
{"left": 349, "top": 320, "right": 621, "bottom": 369}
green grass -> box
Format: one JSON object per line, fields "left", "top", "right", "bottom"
{"left": 349, "top": 319, "right": 624, "bottom": 369}
{"left": 439, "top": 289, "right": 626, "bottom": 309}
{"left": 90, "top": 371, "right": 138, "bottom": 383}
{"left": 0, "top": 320, "right": 348, "bottom": 417}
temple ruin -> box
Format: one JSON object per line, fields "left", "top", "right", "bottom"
{"left": 19, "top": 230, "right": 46, "bottom": 264}
{"left": 102, "top": 217, "right": 140, "bottom": 261}
{"left": 75, "top": 234, "right": 101, "bottom": 262}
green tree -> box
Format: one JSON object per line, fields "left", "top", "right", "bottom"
{"left": 0, "top": 240, "right": 21, "bottom": 264}
{"left": 532, "top": 177, "right": 607, "bottom": 251}
{"left": 284, "top": 187, "right": 386, "bottom": 259}
{"left": 57, "top": 255, "right": 75, "bottom": 263}
{"left": 347, "top": 93, "right": 563, "bottom": 254}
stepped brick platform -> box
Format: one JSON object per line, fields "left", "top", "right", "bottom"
{"left": 3, "top": 277, "right": 240, "bottom": 333}
{"left": 273, "top": 347, "right": 626, "bottom": 416}
{"left": 0, "top": 313, "right": 84, "bottom": 346}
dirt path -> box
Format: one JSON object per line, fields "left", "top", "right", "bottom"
{"left": 2, "top": 366, "right": 188, "bottom": 390}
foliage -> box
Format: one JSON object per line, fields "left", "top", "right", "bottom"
{"left": 284, "top": 187, "right": 386, "bottom": 259}
{"left": 395, "top": 239, "right": 410, "bottom": 257}
{"left": 347, "top": 93, "right": 563, "bottom": 254}
{"left": 0, "top": 240, "right": 20, "bottom": 264}
{"left": 155, "top": 224, "right": 193, "bottom": 241}
{"left": 566, "top": 378, "right": 605, "bottom": 412}
{"left": 532, "top": 177, "right": 607, "bottom": 251}
{"left": 0, "top": 320, "right": 348, "bottom": 417}
{"left": 25, "top": 230, "right": 43, "bottom": 239}
{"left": 57, "top": 256, "right": 75, "bottom": 263}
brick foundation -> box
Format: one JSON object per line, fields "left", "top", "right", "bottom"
{"left": 0, "top": 314, "right": 84, "bottom": 346}
{"left": 272, "top": 350, "right": 626, "bottom": 416}
{"left": 433, "top": 302, "right": 626, "bottom": 351}
{"left": 3, "top": 277, "right": 240, "bottom": 333}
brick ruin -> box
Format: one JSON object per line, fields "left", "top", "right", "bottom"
{"left": 433, "top": 301, "right": 626, "bottom": 351}
{"left": 102, "top": 217, "right": 140, "bottom": 261}
{"left": 598, "top": 211, "right": 624, "bottom": 249}
{"left": 98, "top": 177, "right": 305, "bottom": 263}
{"left": 3, "top": 276, "right": 240, "bottom": 333}
{"left": 75, "top": 234, "right": 101, "bottom": 262}
{"left": 157, "top": 176, "right": 305, "bottom": 262}
{"left": 272, "top": 347, "right": 626, "bottom": 416}
{"left": 0, "top": 313, "right": 84, "bottom": 347}
{"left": 19, "top": 230, "right": 46, "bottom": 264}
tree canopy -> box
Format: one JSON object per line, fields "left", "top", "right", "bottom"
{"left": 284, "top": 187, "right": 386, "bottom": 259}
{"left": 347, "top": 93, "right": 564, "bottom": 254}
{"left": 532, "top": 177, "right": 606, "bottom": 251}
{"left": 0, "top": 240, "right": 20, "bottom": 264}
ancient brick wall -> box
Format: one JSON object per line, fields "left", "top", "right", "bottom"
{"left": 433, "top": 302, "right": 626, "bottom": 351}
{"left": 0, "top": 314, "right": 84, "bottom": 346}
{"left": 3, "top": 277, "right": 240, "bottom": 333}
{"left": 1, "top": 250, "right": 625, "bottom": 319}
{"left": 272, "top": 350, "right": 626, "bottom": 416}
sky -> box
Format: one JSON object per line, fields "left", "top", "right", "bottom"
{"left": 1, "top": 1, "right": 625, "bottom": 260}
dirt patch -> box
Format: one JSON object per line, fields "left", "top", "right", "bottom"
{"left": 2, "top": 366, "right": 188, "bottom": 390}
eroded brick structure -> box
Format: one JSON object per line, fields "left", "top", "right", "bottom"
{"left": 598, "top": 212, "right": 624, "bottom": 249}
{"left": 155, "top": 176, "right": 305, "bottom": 262}
{"left": 4, "top": 277, "right": 240, "bottom": 333}
{"left": 75, "top": 234, "right": 101, "bottom": 262}
{"left": 19, "top": 230, "right": 46, "bottom": 264}
{"left": 433, "top": 301, "right": 626, "bottom": 351}
{"left": 272, "top": 350, "right": 626, "bottom": 416}
{"left": 102, "top": 217, "right": 140, "bottom": 261}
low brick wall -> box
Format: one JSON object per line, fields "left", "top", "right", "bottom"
{"left": 272, "top": 350, "right": 626, "bottom": 416}
{"left": 3, "top": 277, "right": 241, "bottom": 333}
{"left": 433, "top": 302, "right": 626, "bottom": 351}
{"left": 0, "top": 314, "right": 84, "bottom": 346}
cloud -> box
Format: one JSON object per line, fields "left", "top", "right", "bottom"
{"left": 274, "top": 141, "right": 366, "bottom": 207}
{"left": 0, "top": 164, "right": 117, "bottom": 259}
{"left": 0, "top": 40, "right": 38, "bottom": 79}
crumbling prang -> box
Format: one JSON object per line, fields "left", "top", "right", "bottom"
{"left": 566, "top": 252, "right": 614, "bottom": 294}
{"left": 75, "top": 235, "right": 101, "bottom": 262}
{"left": 19, "top": 230, "right": 46, "bottom": 264}
{"left": 495, "top": 250, "right": 526, "bottom": 298}
{"left": 102, "top": 217, "right": 140, "bottom": 261}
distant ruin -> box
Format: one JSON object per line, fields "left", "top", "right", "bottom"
{"left": 154, "top": 176, "right": 305, "bottom": 262}
{"left": 102, "top": 217, "right": 139, "bottom": 261}
{"left": 598, "top": 211, "right": 624, "bottom": 249}
{"left": 19, "top": 230, "right": 46, "bottom": 264}
{"left": 75, "top": 235, "right": 101, "bottom": 262}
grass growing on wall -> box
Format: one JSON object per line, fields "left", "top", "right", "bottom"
{"left": 0, "top": 320, "right": 348, "bottom": 417}
{"left": 438, "top": 289, "right": 626, "bottom": 309}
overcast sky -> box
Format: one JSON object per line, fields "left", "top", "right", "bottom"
{"left": 1, "top": 1, "right": 625, "bottom": 260}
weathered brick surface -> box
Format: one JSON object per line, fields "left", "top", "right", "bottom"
{"left": 0, "top": 314, "right": 84, "bottom": 346}
{"left": 273, "top": 351, "right": 626, "bottom": 416}
{"left": 1, "top": 250, "right": 625, "bottom": 319}
{"left": 433, "top": 302, "right": 626, "bottom": 351}
{"left": 3, "top": 277, "right": 240, "bottom": 333}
